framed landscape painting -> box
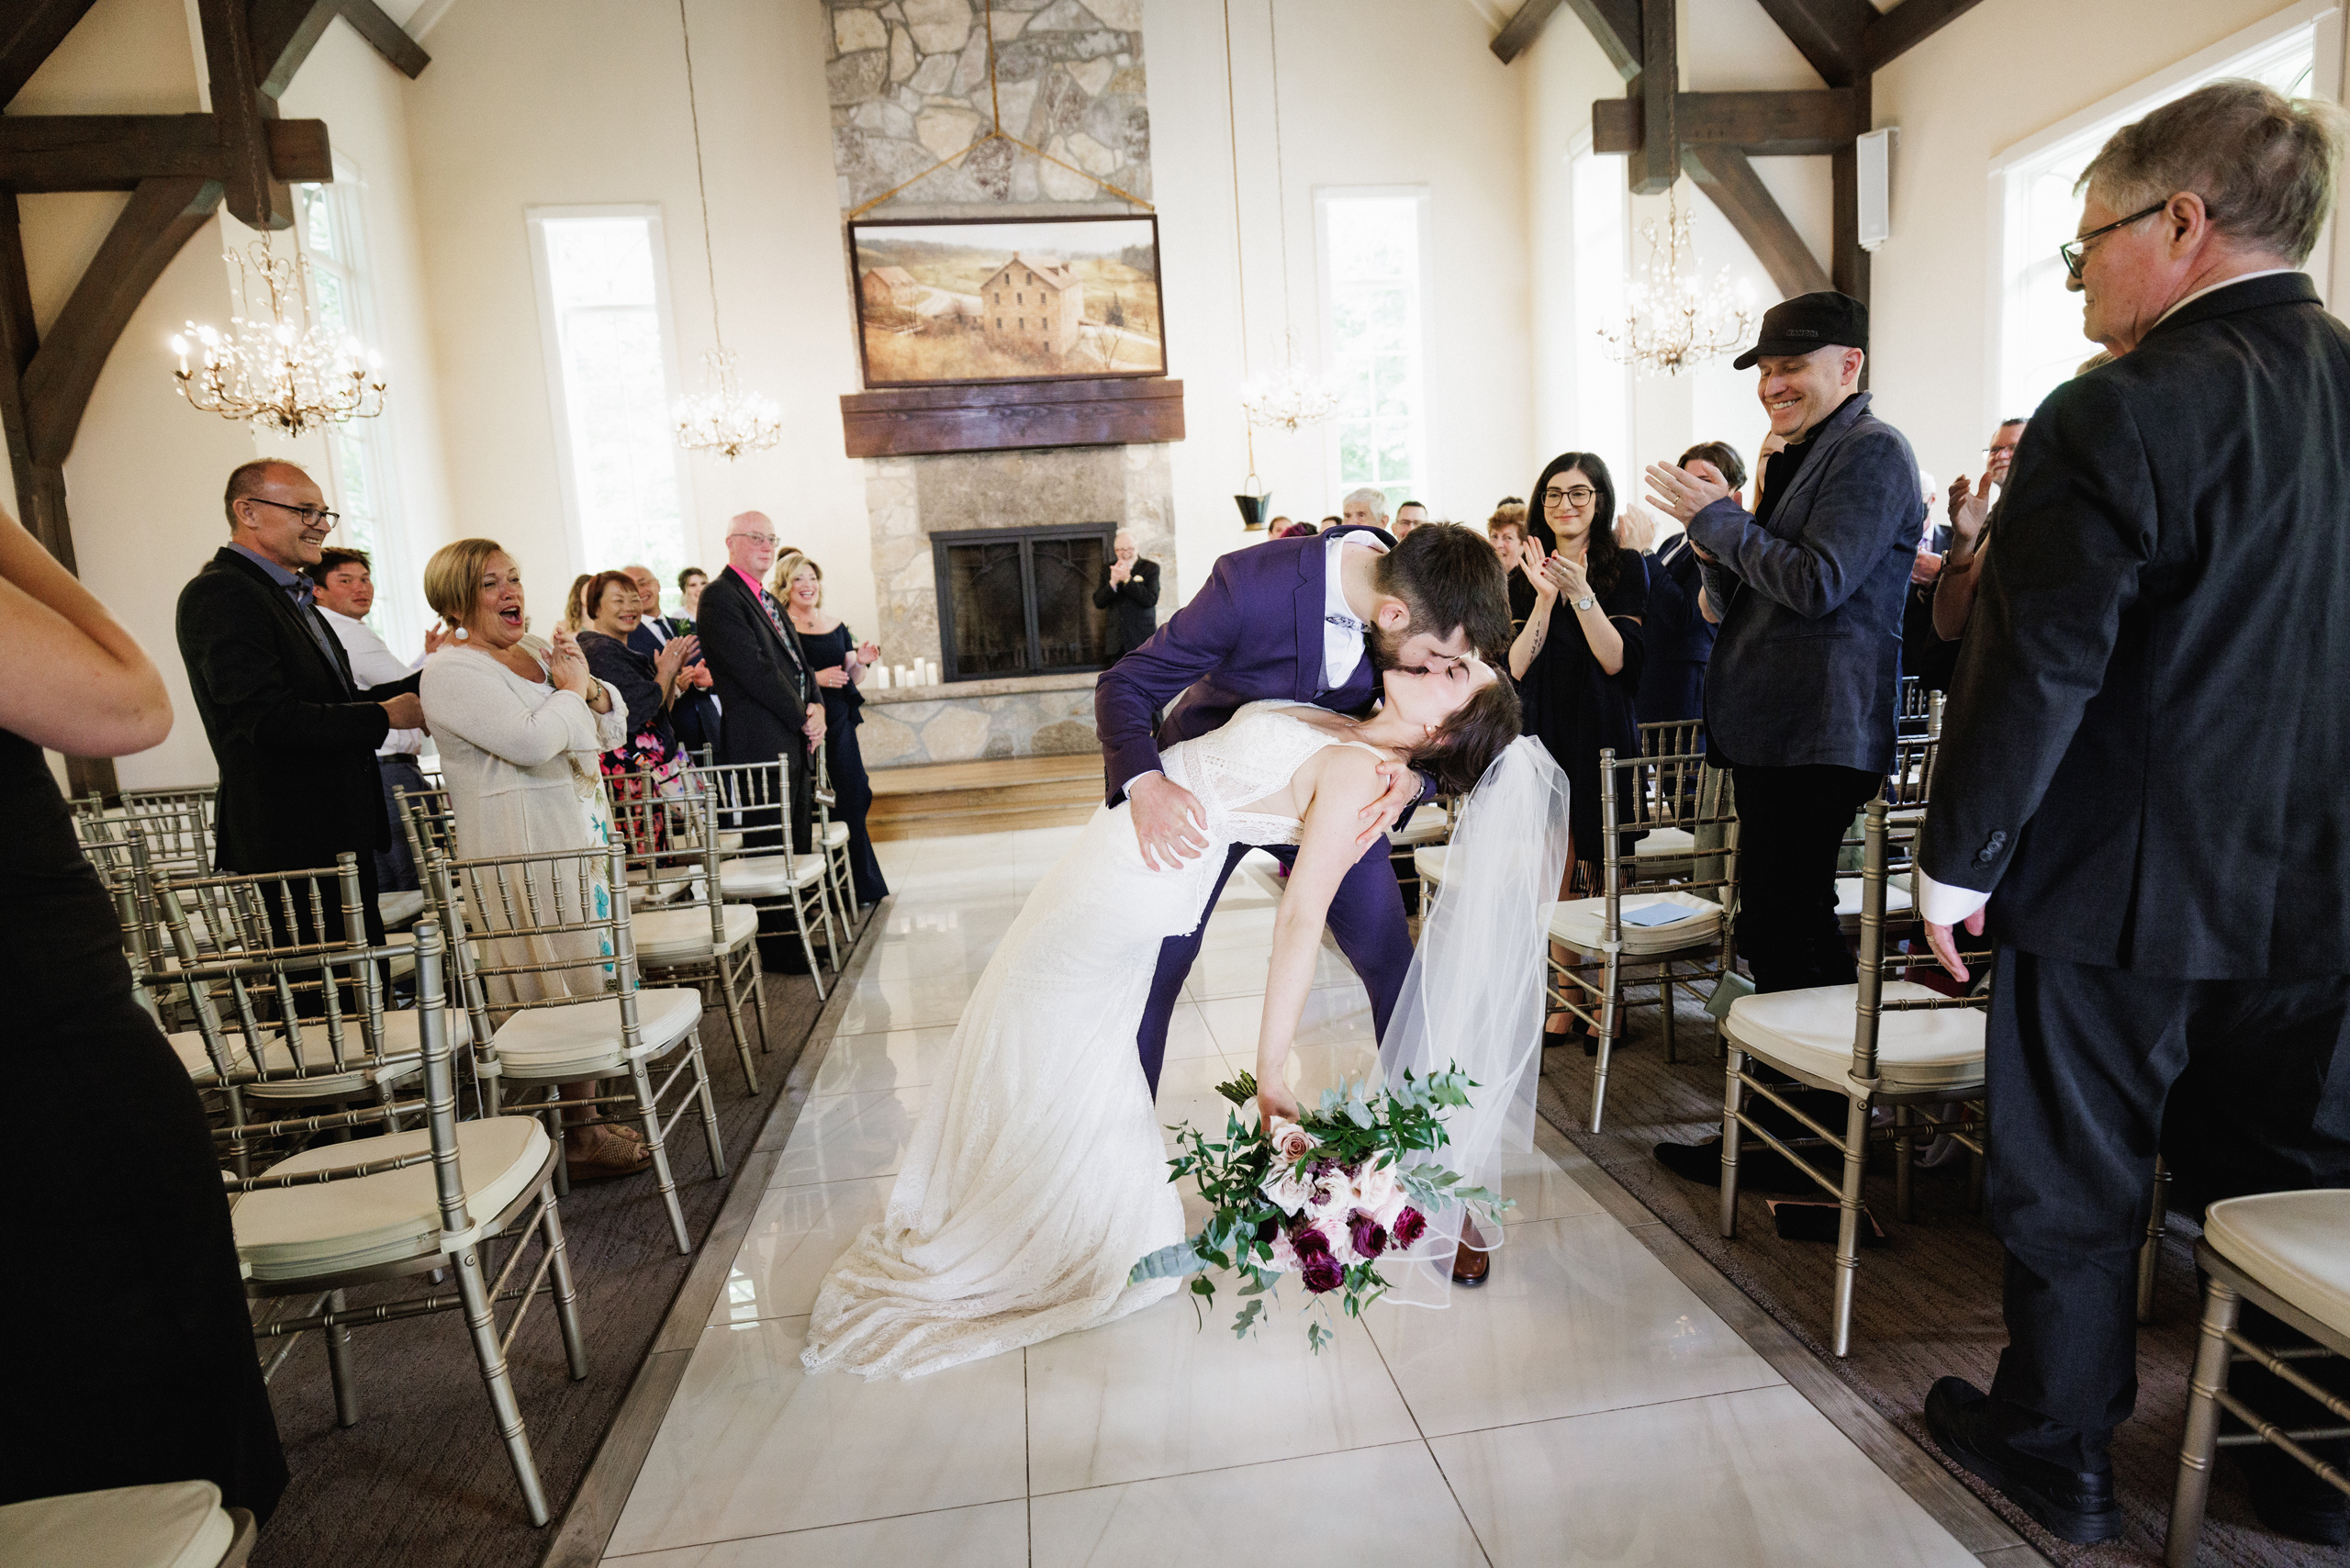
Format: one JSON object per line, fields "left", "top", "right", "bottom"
{"left": 847, "top": 214, "right": 1166, "bottom": 387}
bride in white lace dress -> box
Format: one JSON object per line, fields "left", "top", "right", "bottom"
{"left": 800, "top": 656, "right": 1522, "bottom": 1379}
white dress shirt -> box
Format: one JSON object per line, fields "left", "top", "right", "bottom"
{"left": 319, "top": 605, "right": 425, "bottom": 756}
{"left": 1321, "top": 532, "right": 1383, "bottom": 692}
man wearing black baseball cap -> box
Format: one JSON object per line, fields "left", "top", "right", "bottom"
{"left": 1643, "top": 290, "right": 1925, "bottom": 996}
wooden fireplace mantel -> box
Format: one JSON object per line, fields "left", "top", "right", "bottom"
{"left": 839, "top": 375, "right": 1184, "bottom": 459}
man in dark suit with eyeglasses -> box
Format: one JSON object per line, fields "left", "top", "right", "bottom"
{"left": 176, "top": 459, "right": 420, "bottom": 945}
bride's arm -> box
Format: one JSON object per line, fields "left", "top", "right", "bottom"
{"left": 1254, "top": 747, "right": 1388, "bottom": 1125}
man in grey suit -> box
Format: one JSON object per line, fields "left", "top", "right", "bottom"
{"left": 1645, "top": 292, "right": 1924, "bottom": 993}
{"left": 1914, "top": 82, "right": 2350, "bottom": 1547}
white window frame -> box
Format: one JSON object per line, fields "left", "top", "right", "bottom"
{"left": 523, "top": 203, "right": 695, "bottom": 579}
{"left": 1315, "top": 185, "right": 1436, "bottom": 516}
{"left": 1986, "top": 2, "right": 2343, "bottom": 431}
{"left": 294, "top": 161, "right": 424, "bottom": 657}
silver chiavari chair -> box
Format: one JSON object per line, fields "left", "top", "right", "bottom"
{"left": 194, "top": 922, "right": 587, "bottom": 1526}
{"left": 2164, "top": 1189, "right": 2350, "bottom": 1566}
{"left": 688, "top": 757, "right": 839, "bottom": 996}
{"left": 1553, "top": 735, "right": 1740, "bottom": 1131}
{"left": 430, "top": 839, "right": 724, "bottom": 1255}
{"left": 604, "top": 766, "right": 770, "bottom": 1094}
{"left": 1718, "top": 786, "right": 1993, "bottom": 1357}
{"left": 811, "top": 742, "right": 863, "bottom": 933}
{"left": 141, "top": 852, "right": 431, "bottom": 1176}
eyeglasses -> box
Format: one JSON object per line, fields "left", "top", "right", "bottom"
{"left": 2059, "top": 202, "right": 2166, "bottom": 279}
{"left": 1543, "top": 487, "right": 1596, "bottom": 507}
{"left": 245, "top": 497, "right": 341, "bottom": 528}
{"left": 730, "top": 532, "right": 780, "bottom": 547}
{"left": 1985, "top": 443, "right": 2020, "bottom": 458}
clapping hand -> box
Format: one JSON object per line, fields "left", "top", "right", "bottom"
{"left": 1614, "top": 503, "right": 1660, "bottom": 554}
{"left": 547, "top": 627, "right": 591, "bottom": 696}
{"left": 854, "top": 639, "right": 880, "bottom": 668}
{"left": 1644, "top": 460, "right": 1731, "bottom": 525}
{"left": 1947, "top": 472, "right": 1993, "bottom": 555}
{"left": 654, "top": 633, "right": 695, "bottom": 684}
{"left": 1109, "top": 561, "right": 1133, "bottom": 587}
{"left": 814, "top": 665, "right": 851, "bottom": 689}
{"left": 1545, "top": 551, "right": 1589, "bottom": 605}
{"left": 423, "top": 623, "right": 452, "bottom": 655}
{"left": 1519, "top": 537, "right": 1559, "bottom": 601}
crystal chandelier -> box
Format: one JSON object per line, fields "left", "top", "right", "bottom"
{"left": 170, "top": 242, "right": 386, "bottom": 437}
{"left": 1600, "top": 184, "right": 1757, "bottom": 376}
{"left": 1240, "top": 339, "right": 1346, "bottom": 432}
{"left": 675, "top": 349, "right": 781, "bottom": 459}
{"left": 671, "top": 0, "right": 779, "bottom": 462}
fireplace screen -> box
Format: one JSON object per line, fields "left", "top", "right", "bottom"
{"left": 934, "top": 523, "right": 1113, "bottom": 681}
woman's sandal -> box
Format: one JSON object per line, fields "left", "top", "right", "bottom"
{"left": 565, "top": 1126, "right": 655, "bottom": 1182}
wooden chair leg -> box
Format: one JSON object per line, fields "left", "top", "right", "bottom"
{"left": 539, "top": 1187, "right": 589, "bottom": 1382}
{"left": 2140, "top": 1156, "right": 2172, "bottom": 1324}
{"left": 324, "top": 1287, "right": 360, "bottom": 1428}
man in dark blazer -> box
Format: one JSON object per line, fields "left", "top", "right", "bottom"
{"left": 1096, "top": 521, "right": 1509, "bottom": 1102}
{"left": 1091, "top": 530, "right": 1160, "bottom": 663}
{"left": 624, "top": 561, "right": 719, "bottom": 756}
{"left": 696, "top": 512, "right": 818, "bottom": 853}
{"left": 176, "top": 459, "right": 421, "bottom": 945}
{"left": 1645, "top": 292, "right": 1925, "bottom": 993}
{"left": 1914, "top": 83, "right": 2350, "bottom": 1547}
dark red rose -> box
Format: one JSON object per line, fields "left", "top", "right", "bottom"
{"left": 1289, "top": 1221, "right": 1333, "bottom": 1260}
{"left": 1300, "top": 1254, "right": 1344, "bottom": 1294}
{"left": 1256, "top": 1216, "right": 1280, "bottom": 1245}
{"left": 1347, "top": 1211, "right": 1387, "bottom": 1259}
{"left": 1391, "top": 1207, "right": 1427, "bottom": 1246}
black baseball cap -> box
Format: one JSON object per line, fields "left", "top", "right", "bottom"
{"left": 1732, "top": 291, "right": 1868, "bottom": 370}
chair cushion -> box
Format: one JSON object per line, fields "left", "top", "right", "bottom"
{"left": 821, "top": 821, "right": 850, "bottom": 850}
{"left": 487, "top": 987, "right": 702, "bottom": 1078}
{"left": 0, "top": 1481, "right": 236, "bottom": 1568}
{"left": 376, "top": 890, "right": 426, "bottom": 929}
{"left": 2204, "top": 1190, "right": 2350, "bottom": 1341}
{"left": 717, "top": 830, "right": 745, "bottom": 852}
{"left": 1634, "top": 826, "right": 1697, "bottom": 858}
{"left": 719, "top": 855, "right": 824, "bottom": 898}
{"left": 1414, "top": 846, "right": 1449, "bottom": 886}
{"left": 1725, "top": 982, "right": 1986, "bottom": 1092}
{"left": 634, "top": 902, "right": 758, "bottom": 964}
{"left": 1834, "top": 875, "right": 1916, "bottom": 929}
{"left": 232, "top": 1116, "right": 550, "bottom": 1281}
{"left": 1550, "top": 891, "right": 1722, "bottom": 957}
{"left": 167, "top": 1010, "right": 429, "bottom": 1096}
{"left": 1388, "top": 807, "right": 1451, "bottom": 847}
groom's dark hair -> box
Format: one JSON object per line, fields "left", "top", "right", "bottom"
{"left": 1371, "top": 522, "right": 1513, "bottom": 661}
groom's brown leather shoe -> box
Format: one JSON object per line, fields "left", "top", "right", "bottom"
{"left": 1450, "top": 1233, "right": 1490, "bottom": 1286}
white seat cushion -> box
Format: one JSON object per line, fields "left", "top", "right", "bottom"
{"left": 2204, "top": 1190, "right": 2350, "bottom": 1340}
{"left": 1726, "top": 981, "right": 1986, "bottom": 1092}
{"left": 167, "top": 1010, "right": 430, "bottom": 1096}
{"left": 821, "top": 821, "right": 850, "bottom": 850}
{"left": 1634, "top": 826, "right": 1697, "bottom": 858}
{"left": 1414, "top": 846, "right": 1449, "bottom": 886}
{"left": 1834, "top": 875, "right": 1916, "bottom": 927}
{"left": 232, "top": 1116, "right": 550, "bottom": 1281}
{"left": 634, "top": 902, "right": 758, "bottom": 964}
{"left": 376, "top": 890, "right": 426, "bottom": 929}
{"left": 1388, "top": 806, "right": 1450, "bottom": 846}
{"left": 1550, "top": 891, "right": 1722, "bottom": 957}
{"left": 0, "top": 1481, "right": 236, "bottom": 1568}
{"left": 487, "top": 987, "right": 702, "bottom": 1078}
{"left": 717, "top": 830, "right": 744, "bottom": 852}
{"left": 719, "top": 855, "right": 824, "bottom": 898}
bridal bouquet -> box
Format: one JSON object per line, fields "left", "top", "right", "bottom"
{"left": 1131, "top": 1066, "right": 1510, "bottom": 1350}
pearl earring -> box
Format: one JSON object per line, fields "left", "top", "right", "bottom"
{"left": 453, "top": 624, "right": 469, "bottom": 641}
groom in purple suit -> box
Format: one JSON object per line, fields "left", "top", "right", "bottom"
{"left": 1096, "top": 522, "right": 1514, "bottom": 1097}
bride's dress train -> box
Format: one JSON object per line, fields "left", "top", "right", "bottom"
{"left": 800, "top": 702, "right": 1388, "bottom": 1379}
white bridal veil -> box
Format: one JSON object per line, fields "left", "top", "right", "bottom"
{"left": 1377, "top": 734, "right": 1572, "bottom": 1308}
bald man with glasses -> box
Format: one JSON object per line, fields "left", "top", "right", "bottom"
{"left": 176, "top": 458, "right": 423, "bottom": 945}
{"left": 695, "top": 510, "right": 821, "bottom": 858}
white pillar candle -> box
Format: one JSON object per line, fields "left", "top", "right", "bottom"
{"left": 895, "top": 665, "right": 911, "bottom": 687}
{"left": 872, "top": 664, "right": 890, "bottom": 689}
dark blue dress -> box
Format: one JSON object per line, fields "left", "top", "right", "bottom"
{"left": 1517, "top": 551, "right": 1649, "bottom": 858}
{"left": 794, "top": 622, "right": 890, "bottom": 903}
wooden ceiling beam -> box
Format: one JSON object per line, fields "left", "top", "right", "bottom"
{"left": 1492, "top": 0, "right": 1643, "bottom": 76}
{"left": 195, "top": 0, "right": 285, "bottom": 229}
{"left": 1491, "top": 0, "right": 1565, "bottom": 66}
{"left": 0, "top": 114, "right": 330, "bottom": 193}
{"left": 1863, "top": 0, "right": 1988, "bottom": 73}
{"left": 337, "top": 0, "right": 428, "bottom": 79}
{"left": 1595, "top": 88, "right": 1861, "bottom": 157}
{"left": 0, "top": 0, "right": 100, "bottom": 106}
{"left": 1683, "top": 143, "right": 1831, "bottom": 300}
{"left": 247, "top": 0, "right": 340, "bottom": 95}
{"left": 1628, "top": 0, "right": 1675, "bottom": 193}
{"left": 1751, "top": 0, "right": 1873, "bottom": 87}
{"left": 19, "top": 175, "right": 226, "bottom": 467}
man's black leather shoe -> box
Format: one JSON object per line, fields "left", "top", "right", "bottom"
{"left": 1924, "top": 1377, "right": 2122, "bottom": 1544}
{"left": 2238, "top": 1445, "right": 2350, "bottom": 1544}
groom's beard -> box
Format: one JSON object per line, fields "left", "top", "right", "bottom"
{"left": 1368, "top": 621, "right": 1415, "bottom": 673}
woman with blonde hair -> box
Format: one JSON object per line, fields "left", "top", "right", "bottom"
{"left": 771, "top": 551, "right": 889, "bottom": 903}
{"left": 419, "top": 538, "right": 648, "bottom": 1181}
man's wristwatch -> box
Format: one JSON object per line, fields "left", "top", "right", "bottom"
{"left": 1573, "top": 594, "right": 1596, "bottom": 612}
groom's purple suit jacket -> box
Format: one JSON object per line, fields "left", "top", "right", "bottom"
{"left": 1095, "top": 526, "right": 1392, "bottom": 807}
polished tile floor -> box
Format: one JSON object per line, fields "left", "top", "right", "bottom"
{"left": 602, "top": 825, "right": 1986, "bottom": 1566}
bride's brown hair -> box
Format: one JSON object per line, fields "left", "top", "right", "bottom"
{"left": 1405, "top": 675, "right": 1523, "bottom": 796}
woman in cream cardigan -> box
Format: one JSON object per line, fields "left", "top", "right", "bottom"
{"left": 419, "top": 537, "right": 648, "bottom": 1181}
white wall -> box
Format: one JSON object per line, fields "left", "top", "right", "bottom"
{"left": 1147, "top": 0, "right": 1534, "bottom": 592}
{"left": 400, "top": 0, "right": 875, "bottom": 635}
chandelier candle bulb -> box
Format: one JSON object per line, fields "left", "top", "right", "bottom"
{"left": 171, "top": 243, "right": 389, "bottom": 435}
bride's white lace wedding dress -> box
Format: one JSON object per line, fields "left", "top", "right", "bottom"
{"left": 800, "top": 701, "right": 1389, "bottom": 1379}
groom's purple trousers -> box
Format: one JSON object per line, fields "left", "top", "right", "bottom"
{"left": 1134, "top": 834, "right": 1412, "bottom": 1097}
